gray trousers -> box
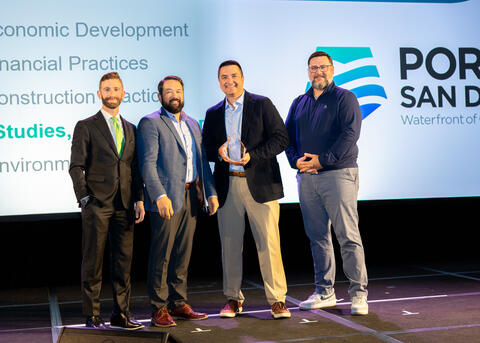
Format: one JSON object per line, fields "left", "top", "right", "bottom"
{"left": 147, "top": 187, "right": 198, "bottom": 311}
{"left": 298, "top": 168, "right": 368, "bottom": 298}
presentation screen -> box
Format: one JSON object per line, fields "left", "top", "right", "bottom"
{"left": 0, "top": 0, "right": 479, "bottom": 217}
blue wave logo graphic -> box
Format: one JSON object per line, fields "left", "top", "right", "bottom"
{"left": 307, "top": 47, "right": 387, "bottom": 119}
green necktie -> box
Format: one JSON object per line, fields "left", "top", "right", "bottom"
{"left": 112, "top": 116, "right": 125, "bottom": 157}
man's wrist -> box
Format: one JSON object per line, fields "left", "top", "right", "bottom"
{"left": 155, "top": 194, "right": 167, "bottom": 202}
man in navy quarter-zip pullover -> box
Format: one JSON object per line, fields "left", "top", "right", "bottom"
{"left": 285, "top": 51, "right": 369, "bottom": 316}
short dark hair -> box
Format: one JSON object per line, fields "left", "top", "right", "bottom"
{"left": 157, "top": 75, "right": 184, "bottom": 95}
{"left": 218, "top": 60, "right": 243, "bottom": 78}
{"left": 308, "top": 51, "right": 333, "bottom": 66}
{"left": 99, "top": 72, "right": 123, "bottom": 89}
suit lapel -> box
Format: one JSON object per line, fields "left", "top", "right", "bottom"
{"left": 186, "top": 117, "right": 203, "bottom": 169}
{"left": 186, "top": 117, "right": 206, "bottom": 204}
{"left": 120, "top": 116, "right": 133, "bottom": 160}
{"left": 218, "top": 100, "right": 228, "bottom": 142}
{"left": 92, "top": 111, "right": 118, "bottom": 156}
{"left": 159, "top": 108, "right": 186, "bottom": 154}
{"left": 241, "top": 91, "right": 251, "bottom": 143}
{"left": 185, "top": 117, "right": 200, "bottom": 155}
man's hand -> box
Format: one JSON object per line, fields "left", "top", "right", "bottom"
{"left": 218, "top": 138, "right": 235, "bottom": 164}
{"left": 207, "top": 196, "right": 219, "bottom": 216}
{"left": 229, "top": 152, "right": 250, "bottom": 166}
{"left": 218, "top": 138, "right": 250, "bottom": 166}
{"left": 156, "top": 196, "right": 174, "bottom": 220}
{"left": 134, "top": 201, "right": 145, "bottom": 224}
{"left": 297, "top": 153, "right": 323, "bottom": 174}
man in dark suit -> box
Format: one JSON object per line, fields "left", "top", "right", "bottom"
{"left": 136, "top": 75, "right": 218, "bottom": 327}
{"left": 69, "top": 72, "right": 145, "bottom": 330}
{"left": 202, "top": 60, "right": 291, "bottom": 319}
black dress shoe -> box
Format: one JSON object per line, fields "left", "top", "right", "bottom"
{"left": 110, "top": 312, "right": 145, "bottom": 330}
{"left": 86, "top": 315, "right": 106, "bottom": 328}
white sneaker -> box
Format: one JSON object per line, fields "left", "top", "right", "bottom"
{"left": 351, "top": 295, "right": 368, "bottom": 315}
{"left": 299, "top": 292, "right": 336, "bottom": 310}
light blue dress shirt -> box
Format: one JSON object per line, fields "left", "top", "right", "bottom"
{"left": 156, "top": 109, "right": 198, "bottom": 202}
{"left": 225, "top": 92, "right": 245, "bottom": 172}
{"left": 164, "top": 109, "right": 197, "bottom": 183}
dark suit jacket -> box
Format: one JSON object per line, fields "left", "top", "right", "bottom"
{"left": 202, "top": 91, "right": 289, "bottom": 207}
{"left": 69, "top": 111, "right": 144, "bottom": 209}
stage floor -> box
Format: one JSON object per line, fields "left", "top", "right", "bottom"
{"left": 1, "top": 261, "right": 479, "bottom": 343}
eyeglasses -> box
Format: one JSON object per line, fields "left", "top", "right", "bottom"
{"left": 308, "top": 65, "right": 332, "bottom": 72}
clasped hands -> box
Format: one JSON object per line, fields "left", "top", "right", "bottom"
{"left": 218, "top": 137, "right": 250, "bottom": 166}
{"left": 296, "top": 153, "right": 323, "bottom": 174}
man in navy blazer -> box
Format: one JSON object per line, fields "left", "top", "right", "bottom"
{"left": 202, "top": 60, "right": 291, "bottom": 319}
{"left": 69, "top": 72, "right": 145, "bottom": 330}
{"left": 137, "top": 75, "right": 218, "bottom": 327}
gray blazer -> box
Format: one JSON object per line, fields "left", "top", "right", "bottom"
{"left": 137, "top": 108, "right": 216, "bottom": 213}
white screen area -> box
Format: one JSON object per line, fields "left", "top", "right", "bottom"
{"left": 0, "top": 0, "right": 479, "bottom": 216}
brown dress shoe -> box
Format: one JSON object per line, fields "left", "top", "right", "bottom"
{"left": 168, "top": 304, "right": 208, "bottom": 320}
{"left": 151, "top": 308, "right": 176, "bottom": 327}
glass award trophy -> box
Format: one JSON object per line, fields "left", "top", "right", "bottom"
{"left": 225, "top": 135, "right": 246, "bottom": 161}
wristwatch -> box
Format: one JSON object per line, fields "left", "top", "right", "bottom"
{"left": 80, "top": 196, "right": 90, "bottom": 207}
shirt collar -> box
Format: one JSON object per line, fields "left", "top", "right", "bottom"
{"left": 100, "top": 108, "right": 121, "bottom": 123}
{"left": 307, "top": 81, "right": 335, "bottom": 99}
{"left": 163, "top": 107, "right": 186, "bottom": 123}
{"left": 225, "top": 91, "right": 245, "bottom": 111}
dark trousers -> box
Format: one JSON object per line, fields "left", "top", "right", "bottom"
{"left": 147, "top": 187, "right": 198, "bottom": 311}
{"left": 81, "top": 197, "right": 134, "bottom": 316}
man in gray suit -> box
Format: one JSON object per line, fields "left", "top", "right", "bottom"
{"left": 137, "top": 75, "right": 218, "bottom": 327}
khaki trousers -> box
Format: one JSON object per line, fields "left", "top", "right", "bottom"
{"left": 218, "top": 176, "right": 287, "bottom": 304}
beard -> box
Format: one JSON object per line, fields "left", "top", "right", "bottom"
{"left": 101, "top": 96, "right": 122, "bottom": 109}
{"left": 311, "top": 77, "right": 330, "bottom": 91}
{"left": 162, "top": 97, "right": 184, "bottom": 114}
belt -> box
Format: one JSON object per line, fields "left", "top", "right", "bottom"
{"left": 229, "top": 171, "right": 246, "bottom": 177}
{"left": 185, "top": 182, "right": 195, "bottom": 189}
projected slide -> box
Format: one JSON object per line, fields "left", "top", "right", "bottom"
{"left": 0, "top": 0, "right": 479, "bottom": 217}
